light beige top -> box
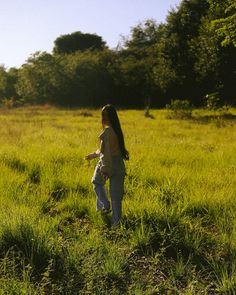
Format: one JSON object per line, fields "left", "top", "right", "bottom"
{"left": 98, "top": 126, "right": 121, "bottom": 174}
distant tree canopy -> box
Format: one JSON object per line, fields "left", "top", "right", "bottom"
{"left": 0, "top": 65, "right": 18, "bottom": 100}
{"left": 53, "top": 31, "right": 107, "bottom": 54}
{"left": 0, "top": 66, "right": 8, "bottom": 99}
{"left": 0, "top": 0, "right": 235, "bottom": 108}
{"left": 208, "top": 0, "right": 236, "bottom": 47}
{"left": 124, "top": 19, "right": 161, "bottom": 49}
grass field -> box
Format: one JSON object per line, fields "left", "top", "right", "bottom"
{"left": 0, "top": 106, "right": 235, "bottom": 294}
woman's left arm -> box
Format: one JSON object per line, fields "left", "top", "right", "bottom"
{"left": 100, "top": 128, "right": 112, "bottom": 178}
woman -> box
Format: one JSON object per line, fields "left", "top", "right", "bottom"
{"left": 85, "top": 104, "right": 129, "bottom": 227}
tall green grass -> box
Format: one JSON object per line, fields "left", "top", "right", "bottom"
{"left": 0, "top": 106, "right": 235, "bottom": 294}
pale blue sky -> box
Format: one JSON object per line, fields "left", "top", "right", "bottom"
{"left": 0, "top": 0, "right": 181, "bottom": 69}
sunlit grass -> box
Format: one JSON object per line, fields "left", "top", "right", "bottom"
{"left": 0, "top": 106, "right": 235, "bottom": 293}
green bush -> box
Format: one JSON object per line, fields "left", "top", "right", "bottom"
{"left": 166, "top": 99, "right": 192, "bottom": 119}
{"left": 204, "top": 92, "right": 221, "bottom": 110}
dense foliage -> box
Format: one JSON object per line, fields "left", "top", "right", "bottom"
{"left": 53, "top": 31, "right": 107, "bottom": 54}
{"left": 0, "top": 0, "right": 235, "bottom": 108}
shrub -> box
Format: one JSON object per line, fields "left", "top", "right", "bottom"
{"left": 2, "top": 98, "right": 14, "bottom": 109}
{"left": 166, "top": 99, "right": 192, "bottom": 119}
{"left": 204, "top": 92, "right": 221, "bottom": 110}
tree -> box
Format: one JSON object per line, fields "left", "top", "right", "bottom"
{"left": 5, "top": 67, "right": 19, "bottom": 101}
{"left": 53, "top": 31, "right": 107, "bottom": 54}
{"left": 124, "top": 19, "right": 161, "bottom": 49}
{"left": 191, "top": 2, "right": 236, "bottom": 104}
{"left": 0, "top": 65, "right": 8, "bottom": 100}
{"left": 118, "top": 20, "right": 163, "bottom": 106}
{"left": 189, "top": 16, "right": 220, "bottom": 93}
{"left": 208, "top": 0, "right": 236, "bottom": 47}
{"left": 6, "top": 0, "right": 235, "bottom": 108}
{"left": 16, "top": 52, "right": 69, "bottom": 104}
{"left": 0, "top": 66, "right": 19, "bottom": 105}
{"left": 162, "top": 0, "right": 210, "bottom": 103}
{"left": 61, "top": 50, "right": 114, "bottom": 106}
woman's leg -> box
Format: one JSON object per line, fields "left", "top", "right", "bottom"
{"left": 92, "top": 165, "right": 110, "bottom": 211}
{"left": 109, "top": 173, "right": 125, "bottom": 226}
{"left": 93, "top": 182, "right": 110, "bottom": 211}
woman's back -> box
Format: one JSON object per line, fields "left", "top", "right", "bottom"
{"left": 100, "top": 126, "right": 121, "bottom": 157}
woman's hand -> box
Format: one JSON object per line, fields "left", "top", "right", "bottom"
{"left": 85, "top": 153, "right": 97, "bottom": 160}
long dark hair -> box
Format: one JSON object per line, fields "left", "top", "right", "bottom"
{"left": 102, "top": 104, "right": 129, "bottom": 160}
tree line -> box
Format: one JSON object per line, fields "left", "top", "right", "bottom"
{"left": 0, "top": 0, "right": 235, "bottom": 108}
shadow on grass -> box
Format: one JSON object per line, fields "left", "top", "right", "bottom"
{"left": 50, "top": 181, "right": 69, "bottom": 201}
{"left": 122, "top": 209, "right": 220, "bottom": 274}
{"left": 145, "top": 113, "right": 155, "bottom": 119}
{"left": 191, "top": 112, "right": 236, "bottom": 124}
{"left": 0, "top": 223, "right": 54, "bottom": 276}
{"left": 2, "top": 156, "right": 27, "bottom": 173}
{"left": 77, "top": 111, "right": 93, "bottom": 117}
{"left": 49, "top": 181, "right": 89, "bottom": 202}
{"left": 1, "top": 155, "right": 42, "bottom": 184}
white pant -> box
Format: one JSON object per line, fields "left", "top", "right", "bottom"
{"left": 92, "top": 156, "right": 125, "bottom": 226}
